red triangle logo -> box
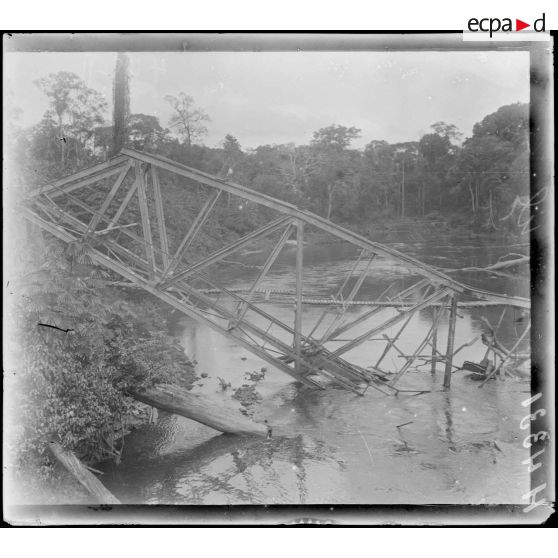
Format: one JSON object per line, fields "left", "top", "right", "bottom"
{"left": 516, "top": 19, "right": 530, "bottom": 31}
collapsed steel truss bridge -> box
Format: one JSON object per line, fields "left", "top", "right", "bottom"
{"left": 21, "top": 149, "right": 531, "bottom": 395}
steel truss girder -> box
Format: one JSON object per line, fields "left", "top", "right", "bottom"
{"left": 160, "top": 216, "right": 293, "bottom": 288}
{"left": 22, "top": 150, "right": 531, "bottom": 396}
{"left": 160, "top": 189, "right": 222, "bottom": 282}
{"left": 21, "top": 207, "right": 324, "bottom": 390}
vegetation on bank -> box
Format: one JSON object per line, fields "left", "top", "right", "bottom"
{"left": 5, "top": 236, "right": 194, "bottom": 501}
{"left": 5, "top": 59, "right": 530, "bottom": 499}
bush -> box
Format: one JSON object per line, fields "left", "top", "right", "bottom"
{"left": 7, "top": 239, "right": 193, "bottom": 476}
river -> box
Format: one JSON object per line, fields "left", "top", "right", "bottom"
{"left": 100, "top": 230, "right": 531, "bottom": 505}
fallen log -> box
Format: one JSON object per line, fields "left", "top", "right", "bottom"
{"left": 128, "top": 384, "right": 268, "bottom": 437}
{"left": 48, "top": 441, "right": 121, "bottom": 505}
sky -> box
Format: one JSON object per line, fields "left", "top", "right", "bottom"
{"left": 4, "top": 50, "right": 529, "bottom": 149}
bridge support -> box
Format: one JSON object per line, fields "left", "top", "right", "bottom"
{"left": 443, "top": 295, "right": 458, "bottom": 390}
{"left": 431, "top": 307, "right": 439, "bottom": 375}
{"left": 294, "top": 220, "right": 304, "bottom": 375}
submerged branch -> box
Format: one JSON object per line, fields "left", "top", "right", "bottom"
{"left": 441, "top": 255, "right": 529, "bottom": 274}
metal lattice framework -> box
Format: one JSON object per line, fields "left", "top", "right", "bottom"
{"left": 21, "top": 149, "right": 531, "bottom": 395}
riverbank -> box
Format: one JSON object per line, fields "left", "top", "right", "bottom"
{"left": 5, "top": 283, "right": 199, "bottom": 506}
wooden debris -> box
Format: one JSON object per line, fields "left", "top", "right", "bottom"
{"left": 48, "top": 441, "right": 121, "bottom": 504}
{"left": 479, "top": 325, "right": 531, "bottom": 388}
{"left": 128, "top": 384, "right": 268, "bottom": 437}
{"left": 442, "top": 255, "right": 529, "bottom": 273}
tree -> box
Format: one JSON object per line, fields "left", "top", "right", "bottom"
{"left": 35, "top": 72, "right": 79, "bottom": 166}
{"left": 418, "top": 132, "right": 454, "bottom": 212}
{"left": 127, "top": 114, "right": 167, "bottom": 151}
{"left": 35, "top": 72, "right": 107, "bottom": 168}
{"left": 112, "top": 53, "right": 130, "bottom": 156}
{"left": 454, "top": 135, "right": 515, "bottom": 220}
{"left": 27, "top": 116, "right": 62, "bottom": 177}
{"left": 362, "top": 140, "right": 397, "bottom": 213}
{"left": 452, "top": 103, "right": 529, "bottom": 228}
{"left": 430, "top": 121, "right": 463, "bottom": 145}
{"left": 308, "top": 125, "right": 362, "bottom": 220}
{"left": 165, "top": 92, "right": 210, "bottom": 148}
{"left": 91, "top": 125, "right": 113, "bottom": 160}
{"left": 243, "top": 145, "right": 290, "bottom": 201}
{"left": 471, "top": 103, "right": 528, "bottom": 148}
{"left": 219, "top": 134, "right": 243, "bottom": 177}
{"left": 272, "top": 143, "right": 316, "bottom": 202}
{"left": 418, "top": 133, "right": 452, "bottom": 169}
{"left": 311, "top": 124, "right": 361, "bottom": 150}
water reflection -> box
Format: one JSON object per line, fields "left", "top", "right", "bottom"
{"left": 103, "top": 428, "right": 346, "bottom": 504}
{"left": 443, "top": 394, "right": 456, "bottom": 452}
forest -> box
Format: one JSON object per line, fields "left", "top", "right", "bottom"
{"left": 5, "top": 56, "right": 531, "bottom": 502}
{"left": 8, "top": 61, "right": 530, "bottom": 234}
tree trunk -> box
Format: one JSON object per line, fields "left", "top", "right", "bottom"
{"left": 400, "top": 163, "right": 405, "bottom": 218}
{"left": 112, "top": 53, "right": 130, "bottom": 157}
{"left": 128, "top": 384, "right": 268, "bottom": 437}
{"left": 326, "top": 185, "right": 335, "bottom": 221}
{"left": 48, "top": 441, "right": 121, "bottom": 504}
{"left": 58, "top": 116, "right": 65, "bottom": 166}
{"left": 475, "top": 180, "right": 480, "bottom": 213}
{"left": 468, "top": 182, "right": 476, "bottom": 214}
{"left": 487, "top": 189, "right": 498, "bottom": 230}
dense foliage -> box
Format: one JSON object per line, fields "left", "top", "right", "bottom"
{"left": 6, "top": 237, "right": 192, "bottom": 486}
{"left": 12, "top": 71, "right": 529, "bottom": 233}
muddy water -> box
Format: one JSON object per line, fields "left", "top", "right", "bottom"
{"left": 101, "top": 232, "right": 531, "bottom": 505}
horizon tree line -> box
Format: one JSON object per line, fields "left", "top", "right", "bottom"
{"left": 10, "top": 57, "right": 529, "bottom": 233}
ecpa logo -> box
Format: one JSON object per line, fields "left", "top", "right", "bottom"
{"left": 466, "top": 13, "right": 546, "bottom": 38}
